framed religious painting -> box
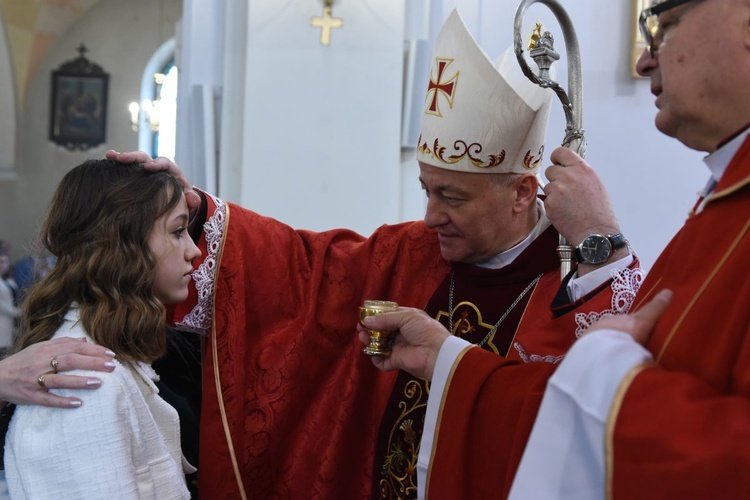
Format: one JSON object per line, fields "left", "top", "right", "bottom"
{"left": 49, "top": 45, "right": 109, "bottom": 151}
{"left": 631, "top": 0, "right": 650, "bottom": 77}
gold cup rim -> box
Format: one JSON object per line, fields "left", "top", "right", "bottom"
{"left": 361, "top": 299, "right": 398, "bottom": 311}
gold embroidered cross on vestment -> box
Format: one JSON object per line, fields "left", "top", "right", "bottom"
{"left": 447, "top": 271, "right": 543, "bottom": 348}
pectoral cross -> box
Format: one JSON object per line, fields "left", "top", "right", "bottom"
{"left": 311, "top": 0, "right": 342, "bottom": 46}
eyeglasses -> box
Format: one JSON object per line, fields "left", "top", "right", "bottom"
{"left": 638, "top": 0, "right": 699, "bottom": 56}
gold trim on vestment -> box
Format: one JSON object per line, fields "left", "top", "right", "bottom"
{"left": 631, "top": 276, "right": 663, "bottom": 311}
{"left": 703, "top": 175, "right": 750, "bottom": 209}
{"left": 604, "top": 362, "right": 652, "bottom": 500}
{"left": 604, "top": 177, "right": 749, "bottom": 498}
{"left": 656, "top": 216, "right": 750, "bottom": 363}
{"left": 209, "top": 203, "right": 248, "bottom": 500}
{"left": 424, "top": 344, "right": 476, "bottom": 499}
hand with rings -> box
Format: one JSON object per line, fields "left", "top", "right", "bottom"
{"left": 0, "top": 337, "right": 116, "bottom": 408}
{"left": 35, "top": 356, "right": 61, "bottom": 391}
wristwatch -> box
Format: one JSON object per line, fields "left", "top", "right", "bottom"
{"left": 574, "top": 233, "right": 627, "bottom": 265}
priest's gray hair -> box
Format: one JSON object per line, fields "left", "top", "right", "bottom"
{"left": 488, "top": 172, "right": 524, "bottom": 189}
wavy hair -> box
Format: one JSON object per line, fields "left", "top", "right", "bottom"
{"left": 17, "top": 159, "right": 184, "bottom": 363}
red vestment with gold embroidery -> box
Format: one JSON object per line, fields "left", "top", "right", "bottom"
{"left": 169, "top": 198, "right": 639, "bottom": 499}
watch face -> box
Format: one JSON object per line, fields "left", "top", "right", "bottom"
{"left": 578, "top": 234, "right": 612, "bottom": 265}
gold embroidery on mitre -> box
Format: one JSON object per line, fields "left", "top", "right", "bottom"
{"left": 425, "top": 58, "right": 458, "bottom": 117}
{"left": 434, "top": 139, "right": 506, "bottom": 168}
{"left": 523, "top": 146, "right": 545, "bottom": 170}
{"left": 417, "top": 134, "right": 505, "bottom": 169}
{"left": 416, "top": 133, "right": 432, "bottom": 157}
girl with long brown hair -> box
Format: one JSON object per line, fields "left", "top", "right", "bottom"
{"left": 4, "top": 159, "right": 201, "bottom": 499}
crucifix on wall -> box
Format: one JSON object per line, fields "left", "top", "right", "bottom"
{"left": 311, "top": 0, "right": 342, "bottom": 46}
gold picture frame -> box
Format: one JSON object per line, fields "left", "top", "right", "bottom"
{"left": 632, "top": 0, "right": 650, "bottom": 77}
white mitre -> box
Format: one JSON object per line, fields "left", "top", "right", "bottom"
{"left": 417, "top": 9, "right": 553, "bottom": 175}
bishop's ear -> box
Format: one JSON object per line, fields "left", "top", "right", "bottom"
{"left": 512, "top": 173, "right": 539, "bottom": 212}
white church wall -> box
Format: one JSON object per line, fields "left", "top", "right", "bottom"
{"left": 0, "top": 9, "right": 19, "bottom": 253}
{"left": 174, "top": 0, "right": 225, "bottom": 191}
{"left": 0, "top": 0, "right": 181, "bottom": 261}
{"left": 0, "top": 8, "right": 17, "bottom": 175}
{"left": 177, "top": 0, "right": 406, "bottom": 235}
{"left": 216, "top": 0, "right": 248, "bottom": 204}
{"left": 240, "top": 0, "right": 404, "bottom": 234}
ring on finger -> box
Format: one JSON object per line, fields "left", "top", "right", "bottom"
{"left": 50, "top": 356, "right": 59, "bottom": 373}
{"left": 37, "top": 373, "right": 48, "bottom": 389}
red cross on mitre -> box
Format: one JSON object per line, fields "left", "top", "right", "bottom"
{"left": 425, "top": 58, "right": 458, "bottom": 117}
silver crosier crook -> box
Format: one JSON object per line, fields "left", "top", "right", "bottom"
{"left": 513, "top": 0, "right": 587, "bottom": 280}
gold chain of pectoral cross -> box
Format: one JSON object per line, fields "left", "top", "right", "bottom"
{"left": 448, "top": 272, "right": 543, "bottom": 348}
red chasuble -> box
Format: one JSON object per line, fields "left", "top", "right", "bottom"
{"left": 603, "top": 138, "right": 750, "bottom": 499}
{"left": 169, "top": 195, "right": 640, "bottom": 499}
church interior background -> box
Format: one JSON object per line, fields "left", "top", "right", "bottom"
{"left": 0, "top": 0, "right": 707, "bottom": 270}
